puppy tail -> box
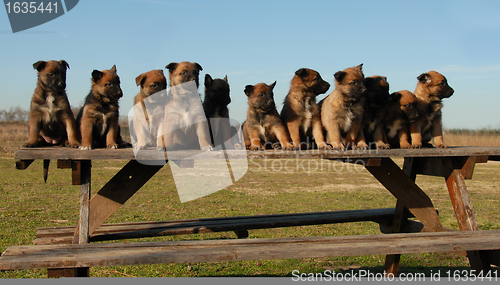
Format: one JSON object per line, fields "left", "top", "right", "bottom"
{"left": 43, "top": 159, "right": 50, "bottom": 183}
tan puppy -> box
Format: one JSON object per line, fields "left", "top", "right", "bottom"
{"left": 25, "top": 60, "right": 80, "bottom": 148}
{"left": 383, "top": 90, "right": 418, "bottom": 148}
{"left": 132, "top": 69, "right": 167, "bottom": 149}
{"left": 320, "top": 64, "right": 367, "bottom": 150}
{"left": 77, "top": 65, "right": 129, "bottom": 149}
{"left": 280, "top": 68, "right": 331, "bottom": 150}
{"left": 362, "top": 75, "right": 390, "bottom": 149}
{"left": 411, "top": 71, "right": 454, "bottom": 148}
{"left": 243, "top": 82, "right": 293, "bottom": 150}
{"left": 162, "top": 61, "right": 213, "bottom": 151}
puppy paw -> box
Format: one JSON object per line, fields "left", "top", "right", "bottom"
{"left": 107, "top": 143, "right": 119, "bottom": 149}
{"left": 409, "top": 144, "right": 421, "bottom": 149}
{"left": 377, "top": 143, "right": 390, "bottom": 150}
{"left": 317, "top": 142, "right": 332, "bottom": 150}
{"left": 79, "top": 145, "right": 92, "bottom": 150}
{"left": 23, "top": 142, "right": 38, "bottom": 148}
{"left": 233, "top": 143, "right": 243, "bottom": 150}
{"left": 435, "top": 143, "right": 448, "bottom": 148}
{"left": 355, "top": 142, "right": 369, "bottom": 150}
{"left": 249, "top": 145, "right": 263, "bottom": 151}
{"left": 155, "top": 146, "right": 166, "bottom": 151}
{"left": 201, "top": 145, "right": 214, "bottom": 151}
{"left": 66, "top": 140, "right": 80, "bottom": 148}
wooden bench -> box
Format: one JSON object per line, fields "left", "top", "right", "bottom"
{"left": 2, "top": 230, "right": 500, "bottom": 271}
{"left": 33, "top": 208, "right": 418, "bottom": 245}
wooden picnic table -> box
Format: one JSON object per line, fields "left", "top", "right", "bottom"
{"left": 2, "top": 146, "right": 500, "bottom": 277}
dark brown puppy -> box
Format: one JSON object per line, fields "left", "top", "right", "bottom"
{"left": 162, "top": 61, "right": 213, "bottom": 150}
{"left": 243, "top": 82, "right": 293, "bottom": 151}
{"left": 77, "top": 65, "right": 129, "bottom": 150}
{"left": 25, "top": 60, "right": 80, "bottom": 148}
{"left": 320, "top": 64, "right": 367, "bottom": 150}
{"left": 362, "top": 75, "right": 390, "bottom": 149}
{"left": 411, "top": 71, "right": 454, "bottom": 148}
{"left": 133, "top": 69, "right": 167, "bottom": 149}
{"left": 383, "top": 90, "right": 418, "bottom": 149}
{"left": 203, "top": 74, "right": 238, "bottom": 149}
{"left": 280, "top": 68, "right": 331, "bottom": 150}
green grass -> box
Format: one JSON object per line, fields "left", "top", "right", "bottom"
{"left": 1, "top": 157, "right": 499, "bottom": 278}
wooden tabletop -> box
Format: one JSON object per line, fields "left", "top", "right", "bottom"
{"left": 14, "top": 146, "right": 500, "bottom": 161}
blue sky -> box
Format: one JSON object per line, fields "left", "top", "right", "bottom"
{"left": 1, "top": 0, "right": 500, "bottom": 129}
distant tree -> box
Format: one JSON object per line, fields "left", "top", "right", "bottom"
{"left": 0, "top": 106, "right": 29, "bottom": 122}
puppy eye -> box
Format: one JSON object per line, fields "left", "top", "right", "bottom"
{"left": 258, "top": 93, "right": 265, "bottom": 97}
{"left": 48, "top": 73, "right": 54, "bottom": 77}
{"left": 313, "top": 77, "right": 319, "bottom": 81}
{"left": 105, "top": 82, "right": 112, "bottom": 87}
{"left": 180, "top": 71, "right": 187, "bottom": 76}
{"left": 405, "top": 104, "right": 412, "bottom": 108}
{"left": 151, "top": 83, "right": 157, "bottom": 88}
{"left": 350, "top": 80, "right": 357, "bottom": 85}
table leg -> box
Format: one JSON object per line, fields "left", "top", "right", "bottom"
{"left": 48, "top": 160, "right": 91, "bottom": 278}
{"left": 442, "top": 157, "right": 492, "bottom": 272}
{"left": 82, "top": 160, "right": 163, "bottom": 237}
{"left": 364, "top": 158, "right": 443, "bottom": 232}
{"left": 383, "top": 157, "right": 415, "bottom": 276}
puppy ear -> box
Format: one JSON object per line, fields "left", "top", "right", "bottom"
{"left": 135, "top": 73, "right": 146, "bottom": 87}
{"left": 194, "top": 63, "right": 203, "bottom": 72}
{"left": 33, "top": 61, "right": 46, "bottom": 72}
{"left": 59, "top": 60, "right": 70, "bottom": 70}
{"left": 390, "top": 92, "right": 402, "bottom": 102}
{"left": 356, "top": 64, "right": 363, "bottom": 71}
{"left": 364, "top": 77, "right": 373, "bottom": 89}
{"left": 269, "top": 81, "right": 277, "bottom": 90}
{"left": 244, "top": 85, "right": 254, "bottom": 96}
{"left": 92, "top": 70, "right": 104, "bottom": 83}
{"left": 205, "top": 74, "right": 213, "bottom": 87}
{"left": 417, "top": 73, "right": 431, "bottom": 84}
{"left": 334, "top": 71, "right": 346, "bottom": 83}
{"left": 110, "top": 65, "right": 117, "bottom": 73}
{"left": 223, "top": 75, "right": 228, "bottom": 82}
{"left": 165, "top": 62, "right": 178, "bottom": 73}
{"left": 295, "top": 68, "right": 308, "bottom": 78}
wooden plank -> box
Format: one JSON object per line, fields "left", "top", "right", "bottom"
{"left": 34, "top": 208, "right": 402, "bottom": 244}
{"left": 73, "top": 160, "right": 91, "bottom": 244}
{"left": 3, "top": 230, "right": 500, "bottom": 270}
{"left": 384, "top": 157, "right": 416, "bottom": 276}
{"left": 57, "top": 160, "right": 72, "bottom": 169}
{"left": 82, "top": 160, "right": 164, "bottom": 237}
{"left": 14, "top": 146, "right": 500, "bottom": 161}
{"left": 364, "top": 158, "right": 443, "bottom": 232}
{"left": 15, "top": 159, "right": 34, "bottom": 170}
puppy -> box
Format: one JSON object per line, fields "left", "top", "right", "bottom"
{"left": 411, "top": 71, "right": 454, "bottom": 148}
{"left": 132, "top": 69, "right": 167, "bottom": 149}
{"left": 362, "top": 75, "right": 390, "bottom": 149}
{"left": 203, "top": 74, "right": 240, "bottom": 149}
{"left": 280, "top": 68, "right": 331, "bottom": 150}
{"left": 162, "top": 61, "right": 213, "bottom": 151}
{"left": 25, "top": 60, "right": 79, "bottom": 148}
{"left": 383, "top": 90, "right": 418, "bottom": 148}
{"left": 243, "top": 82, "right": 293, "bottom": 151}
{"left": 77, "top": 65, "right": 129, "bottom": 150}
{"left": 320, "top": 64, "right": 367, "bottom": 150}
